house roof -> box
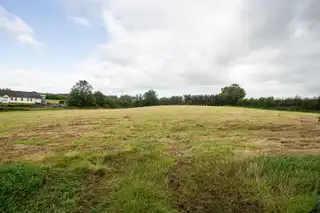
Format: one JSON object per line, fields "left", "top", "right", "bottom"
{"left": 0, "top": 89, "right": 42, "bottom": 99}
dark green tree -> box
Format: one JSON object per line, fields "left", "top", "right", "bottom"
{"left": 131, "top": 94, "right": 144, "bottom": 107}
{"left": 94, "top": 91, "right": 105, "bottom": 107}
{"left": 183, "top": 95, "right": 192, "bottom": 105}
{"left": 45, "top": 93, "right": 67, "bottom": 100}
{"left": 104, "top": 96, "right": 116, "bottom": 108}
{"left": 119, "top": 95, "right": 135, "bottom": 108}
{"left": 220, "top": 84, "right": 246, "bottom": 105}
{"left": 159, "top": 97, "right": 171, "bottom": 105}
{"left": 143, "top": 90, "right": 159, "bottom": 106}
{"left": 68, "top": 80, "right": 96, "bottom": 107}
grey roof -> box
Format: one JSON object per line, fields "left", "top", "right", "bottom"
{"left": 0, "top": 89, "right": 42, "bottom": 99}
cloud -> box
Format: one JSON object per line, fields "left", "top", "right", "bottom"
{"left": 16, "top": 34, "right": 40, "bottom": 46}
{"left": 68, "top": 16, "right": 91, "bottom": 27}
{"left": 0, "top": 4, "right": 40, "bottom": 47}
{"left": 235, "top": 0, "right": 320, "bottom": 97}
{"left": 22, "top": 0, "right": 320, "bottom": 97}
{"left": 0, "top": 68, "right": 79, "bottom": 93}
{"left": 67, "top": 0, "right": 245, "bottom": 95}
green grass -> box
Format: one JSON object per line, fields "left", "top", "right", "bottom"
{"left": 0, "top": 106, "right": 319, "bottom": 212}
{"left": 0, "top": 164, "right": 106, "bottom": 213}
{"left": 170, "top": 155, "right": 320, "bottom": 213}
{"left": 104, "top": 149, "right": 176, "bottom": 213}
{"left": 47, "top": 99, "right": 60, "bottom": 104}
{"left": 2, "top": 155, "right": 319, "bottom": 213}
{"left": 253, "top": 156, "right": 320, "bottom": 212}
{"left": 10, "top": 139, "right": 49, "bottom": 145}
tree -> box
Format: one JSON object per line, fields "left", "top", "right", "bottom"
{"left": 68, "top": 80, "right": 96, "bottom": 107}
{"left": 143, "top": 90, "right": 159, "bottom": 106}
{"left": 46, "top": 93, "right": 67, "bottom": 100}
{"left": 104, "top": 96, "right": 116, "bottom": 108}
{"left": 94, "top": 91, "right": 105, "bottom": 107}
{"left": 133, "top": 94, "right": 144, "bottom": 107}
{"left": 220, "top": 84, "right": 246, "bottom": 105}
{"left": 170, "top": 96, "right": 183, "bottom": 105}
{"left": 119, "top": 95, "right": 135, "bottom": 108}
{"left": 159, "top": 97, "right": 170, "bottom": 105}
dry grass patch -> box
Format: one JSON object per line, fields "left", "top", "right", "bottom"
{"left": 0, "top": 106, "right": 319, "bottom": 212}
{"left": 1, "top": 106, "right": 319, "bottom": 162}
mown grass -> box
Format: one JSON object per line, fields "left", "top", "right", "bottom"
{"left": 0, "top": 106, "right": 319, "bottom": 212}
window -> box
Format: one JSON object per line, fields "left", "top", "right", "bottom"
{"left": 11, "top": 97, "right": 13, "bottom": 101}
{"left": 30, "top": 98, "right": 32, "bottom": 101}
{"left": 21, "top": 98, "right": 23, "bottom": 101}
{"left": 14, "top": 98, "right": 17, "bottom": 101}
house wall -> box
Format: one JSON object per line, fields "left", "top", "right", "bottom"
{"left": 0, "top": 96, "right": 9, "bottom": 104}
{"left": 0, "top": 96, "right": 42, "bottom": 104}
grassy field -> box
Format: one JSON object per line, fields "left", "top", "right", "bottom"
{"left": 46, "top": 99, "right": 60, "bottom": 104}
{"left": 0, "top": 106, "right": 319, "bottom": 213}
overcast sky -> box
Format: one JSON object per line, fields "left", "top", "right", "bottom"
{"left": 0, "top": 0, "right": 319, "bottom": 97}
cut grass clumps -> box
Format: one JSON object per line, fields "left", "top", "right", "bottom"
{"left": 169, "top": 155, "right": 320, "bottom": 213}
{"left": 0, "top": 163, "right": 106, "bottom": 213}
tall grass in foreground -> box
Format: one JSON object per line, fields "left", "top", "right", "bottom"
{"left": 0, "top": 164, "right": 105, "bottom": 213}
{"left": 1, "top": 153, "right": 319, "bottom": 213}
{"left": 170, "top": 155, "right": 320, "bottom": 213}
{"left": 253, "top": 156, "right": 320, "bottom": 213}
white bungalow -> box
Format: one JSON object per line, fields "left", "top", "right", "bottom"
{"left": 0, "top": 89, "right": 46, "bottom": 104}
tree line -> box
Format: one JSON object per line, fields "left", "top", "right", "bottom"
{"left": 66, "top": 80, "right": 320, "bottom": 112}
{"left": 45, "top": 93, "right": 68, "bottom": 101}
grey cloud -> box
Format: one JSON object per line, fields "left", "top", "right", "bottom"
{"left": 233, "top": 0, "right": 320, "bottom": 97}
{"left": 241, "top": 0, "right": 300, "bottom": 47}
{"left": 182, "top": 72, "right": 226, "bottom": 86}
{"left": 17, "top": 0, "right": 320, "bottom": 97}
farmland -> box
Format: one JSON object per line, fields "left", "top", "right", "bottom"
{"left": 46, "top": 99, "right": 60, "bottom": 104}
{"left": 0, "top": 106, "right": 319, "bottom": 213}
